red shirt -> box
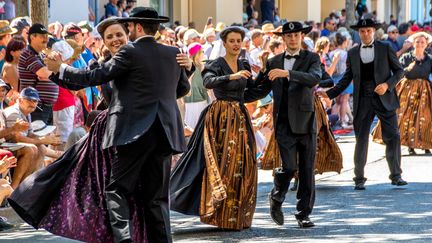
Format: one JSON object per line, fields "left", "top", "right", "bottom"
{"left": 53, "top": 87, "right": 75, "bottom": 111}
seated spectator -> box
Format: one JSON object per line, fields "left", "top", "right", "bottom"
{"left": 3, "top": 87, "right": 62, "bottom": 168}
{"left": 0, "top": 80, "right": 36, "bottom": 189}
{"left": 65, "top": 110, "right": 101, "bottom": 150}
{"left": 0, "top": 150, "right": 15, "bottom": 231}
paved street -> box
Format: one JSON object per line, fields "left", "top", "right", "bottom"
{"left": 1, "top": 136, "right": 432, "bottom": 242}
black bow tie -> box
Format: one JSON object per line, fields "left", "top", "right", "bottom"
{"left": 362, "top": 45, "right": 374, "bottom": 48}
{"left": 285, "top": 54, "right": 300, "bottom": 60}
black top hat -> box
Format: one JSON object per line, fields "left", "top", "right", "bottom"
{"left": 274, "top": 22, "right": 312, "bottom": 35}
{"left": 118, "top": 7, "right": 169, "bottom": 23}
{"left": 350, "top": 18, "right": 381, "bottom": 30}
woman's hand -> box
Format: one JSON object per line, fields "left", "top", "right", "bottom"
{"left": 230, "top": 70, "right": 252, "bottom": 80}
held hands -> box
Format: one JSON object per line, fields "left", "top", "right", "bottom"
{"left": 268, "top": 69, "right": 288, "bottom": 81}
{"left": 43, "top": 51, "right": 62, "bottom": 74}
{"left": 374, "top": 82, "right": 389, "bottom": 96}
{"left": 40, "top": 134, "right": 62, "bottom": 146}
{"left": 230, "top": 70, "right": 252, "bottom": 80}
{"left": 176, "top": 53, "right": 193, "bottom": 71}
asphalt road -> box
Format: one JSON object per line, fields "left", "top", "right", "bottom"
{"left": 2, "top": 137, "right": 432, "bottom": 243}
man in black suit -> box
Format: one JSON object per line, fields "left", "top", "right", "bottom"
{"left": 255, "top": 22, "right": 321, "bottom": 228}
{"left": 45, "top": 8, "right": 192, "bottom": 243}
{"left": 319, "top": 18, "right": 407, "bottom": 190}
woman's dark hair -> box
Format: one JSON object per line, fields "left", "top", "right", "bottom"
{"left": 98, "top": 19, "right": 129, "bottom": 39}
{"left": 335, "top": 32, "right": 347, "bottom": 47}
{"left": 220, "top": 26, "right": 245, "bottom": 43}
{"left": 5, "top": 36, "right": 26, "bottom": 63}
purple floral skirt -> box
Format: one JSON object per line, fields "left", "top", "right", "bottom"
{"left": 9, "top": 110, "right": 147, "bottom": 242}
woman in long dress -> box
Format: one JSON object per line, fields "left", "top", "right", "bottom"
{"left": 8, "top": 19, "right": 148, "bottom": 243}
{"left": 170, "top": 27, "right": 266, "bottom": 230}
{"left": 373, "top": 32, "right": 432, "bottom": 155}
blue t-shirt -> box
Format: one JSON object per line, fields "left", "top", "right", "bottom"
{"left": 105, "top": 3, "right": 117, "bottom": 18}
{"left": 0, "top": 46, "right": 5, "bottom": 71}
{"left": 320, "top": 29, "right": 331, "bottom": 37}
{"left": 81, "top": 47, "right": 94, "bottom": 65}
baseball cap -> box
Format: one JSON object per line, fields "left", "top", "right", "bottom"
{"left": 0, "top": 79, "right": 11, "bottom": 92}
{"left": 20, "top": 87, "right": 40, "bottom": 101}
{"left": 77, "top": 20, "right": 93, "bottom": 34}
{"left": 28, "top": 23, "right": 50, "bottom": 35}
{"left": 62, "top": 23, "right": 82, "bottom": 38}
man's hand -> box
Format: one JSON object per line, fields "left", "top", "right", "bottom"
{"left": 11, "top": 119, "right": 30, "bottom": 133}
{"left": 230, "top": 70, "right": 252, "bottom": 80}
{"left": 268, "top": 69, "right": 288, "bottom": 81}
{"left": 40, "top": 134, "right": 62, "bottom": 145}
{"left": 0, "top": 156, "right": 17, "bottom": 174}
{"left": 259, "top": 51, "right": 270, "bottom": 71}
{"left": 374, "top": 82, "right": 389, "bottom": 96}
{"left": 176, "top": 53, "right": 193, "bottom": 71}
{"left": 43, "top": 52, "right": 62, "bottom": 74}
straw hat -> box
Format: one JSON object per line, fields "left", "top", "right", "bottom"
{"left": 408, "top": 31, "right": 432, "bottom": 44}
{"left": 0, "top": 20, "right": 17, "bottom": 36}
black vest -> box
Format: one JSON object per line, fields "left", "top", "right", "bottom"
{"left": 360, "top": 59, "right": 376, "bottom": 97}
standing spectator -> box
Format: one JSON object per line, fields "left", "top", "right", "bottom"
{"left": 321, "top": 17, "right": 336, "bottom": 37}
{"left": 384, "top": 25, "right": 402, "bottom": 53}
{"left": 77, "top": 21, "right": 96, "bottom": 64}
{"left": 397, "top": 23, "right": 411, "bottom": 48}
{"left": 355, "top": 0, "right": 368, "bottom": 19}
{"left": 2, "top": 36, "right": 25, "bottom": 103}
{"left": 202, "top": 27, "right": 216, "bottom": 59}
{"left": 246, "top": 0, "right": 256, "bottom": 21}
{"left": 104, "top": 0, "right": 118, "bottom": 18}
{"left": 261, "top": 0, "right": 275, "bottom": 23}
{"left": 18, "top": 24, "right": 59, "bottom": 124}
{"left": 117, "top": 0, "right": 128, "bottom": 17}
{"left": 10, "top": 17, "right": 30, "bottom": 42}
{"left": 339, "top": 9, "right": 347, "bottom": 26}
{"left": 3, "top": 0, "right": 14, "bottom": 21}
{"left": 390, "top": 14, "right": 397, "bottom": 26}
{"left": 47, "top": 21, "right": 62, "bottom": 40}
{"left": 184, "top": 43, "right": 208, "bottom": 129}
{"left": 0, "top": 21, "right": 15, "bottom": 72}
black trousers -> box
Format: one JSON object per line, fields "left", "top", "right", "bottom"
{"left": 271, "top": 120, "right": 316, "bottom": 218}
{"left": 105, "top": 119, "right": 173, "bottom": 243}
{"left": 353, "top": 96, "right": 402, "bottom": 183}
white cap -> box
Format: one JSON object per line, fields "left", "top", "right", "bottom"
{"left": 184, "top": 29, "right": 201, "bottom": 42}
{"left": 387, "top": 25, "right": 398, "bottom": 33}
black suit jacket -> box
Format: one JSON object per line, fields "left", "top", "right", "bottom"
{"left": 52, "top": 37, "right": 191, "bottom": 152}
{"left": 256, "top": 50, "right": 321, "bottom": 134}
{"left": 326, "top": 41, "right": 403, "bottom": 117}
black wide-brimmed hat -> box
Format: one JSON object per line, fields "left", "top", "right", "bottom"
{"left": 350, "top": 18, "right": 381, "bottom": 30}
{"left": 118, "top": 7, "right": 169, "bottom": 23}
{"left": 274, "top": 21, "right": 312, "bottom": 35}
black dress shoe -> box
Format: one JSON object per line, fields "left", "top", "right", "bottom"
{"left": 408, "top": 148, "right": 416, "bottom": 155}
{"left": 391, "top": 178, "right": 408, "bottom": 186}
{"left": 425, "top": 149, "right": 431, "bottom": 154}
{"left": 296, "top": 216, "right": 315, "bottom": 228}
{"left": 354, "top": 181, "right": 366, "bottom": 190}
{"left": 269, "top": 194, "right": 284, "bottom": 225}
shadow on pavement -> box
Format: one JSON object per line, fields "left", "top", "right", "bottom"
{"left": 172, "top": 182, "right": 432, "bottom": 242}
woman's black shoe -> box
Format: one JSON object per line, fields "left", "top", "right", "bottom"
{"left": 408, "top": 148, "right": 416, "bottom": 155}
{"left": 425, "top": 149, "right": 431, "bottom": 154}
